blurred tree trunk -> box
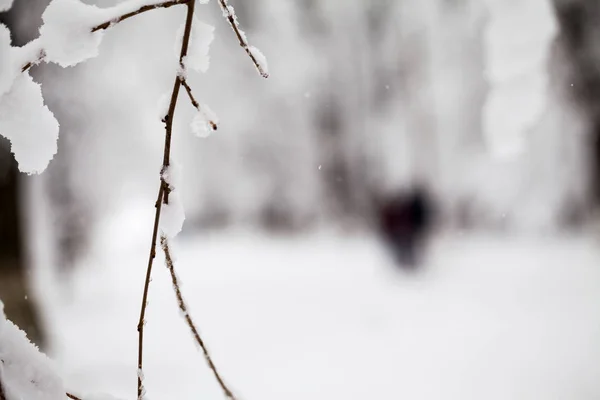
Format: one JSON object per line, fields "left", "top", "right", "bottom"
{"left": 0, "top": 0, "right": 49, "bottom": 347}
{"left": 0, "top": 140, "right": 44, "bottom": 346}
{"left": 553, "top": 0, "right": 600, "bottom": 218}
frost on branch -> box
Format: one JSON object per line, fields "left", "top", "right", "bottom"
{"left": 218, "top": 0, "right": 269, "bottom": 78}
{"left": 0, "top": 0, "right": 13, "bottom": 12}
{"left": 248, "top": 45, "right": 269, "bottom": 77}
{"left": 160, "top": 163, "right": 185, "bottom": 237}
{"left": 0, "top": 300, "right": 65, "bottom": 400}
{"left": 0, "top": 73, "right": 59, "bottom": 174}
{"left": 176, "top": 15, "right": 214, "bottom": 74}
{"left": 39, "top": 0, "right": 108, "bottom": 67}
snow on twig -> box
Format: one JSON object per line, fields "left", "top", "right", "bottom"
{"left": 217, "top": 0, "right": 269, "bottom": 78}
{"left": 91, "top": 0, "right": 190, "bottom": 32}
{"left": 180, "top": 78, "right": 218, "bottom": 131}
{"left": 20, "top": 0, "right": 191, "bottom": 72}
{"left": 136, "top": 0, "right": 196, "bottom": 398}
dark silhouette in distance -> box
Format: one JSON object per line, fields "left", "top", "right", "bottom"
{"left": 375, "top": 187, "right": 434, "bottom": 270}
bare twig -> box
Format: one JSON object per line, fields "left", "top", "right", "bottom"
{"left": 160, "top": 235, "right": 237, "bottom": 400}
{"left": 180, "top": 78, "right": 218, "bottom": 130}
{"left": 66, "top": 393, "right": 82, "bottom": 400}
{"left": 217, "top": 0, "right": 269, "bottom": 78}
{"left": 91, "top": 0, "right": 190, "bottom": 32}
{"left": 136, "top": 0, "right": 195, "bottom": 399}
{"left": 180, "top": 78, "right": 199, "bottom": 109}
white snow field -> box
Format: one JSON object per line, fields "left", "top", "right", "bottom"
{"left": 44, "top": 209, "right": 600, "bottom": 400}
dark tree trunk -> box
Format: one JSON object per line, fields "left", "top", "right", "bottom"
{"left": 0, "top": 141, "right": 44, "bottom": 346}
{"left": 554, "top": 0, "right": 600, "bottom": 208}
{"left": 0, "top": 4, "right": 46, "bottom": 347}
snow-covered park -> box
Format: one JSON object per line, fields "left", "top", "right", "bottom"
{"left": 2, "top": 0, "right": 600, "bottom": 399}
{"left": 47, "top": 222, "right": 600, "bottom": 400}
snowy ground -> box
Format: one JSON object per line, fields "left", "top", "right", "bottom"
{"left": 41, "top": 210, "right": 600, "bottom": 400}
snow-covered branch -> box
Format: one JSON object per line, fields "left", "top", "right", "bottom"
{"left": 91, "top": 0, "right": 190, "bottom": 32}
{"left": 1, "top": 0, "right": 269, "bottom": 397}
{"left": 218, "top": 0, "right": 269, "bottom": 78}
{"left": 137, "top": 0, "right": 199, "bottom": 398}
{"left": 19, "top": 0, "right": 191, "bottom": 73}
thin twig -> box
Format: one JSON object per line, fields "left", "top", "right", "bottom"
{"left": 160, "top": 235, "right": 237, "bottom": 400}
{"left": 217, "top": 0, "right": 269, "bottom": 78}
{"left": 180, "top": 78, "right": 218, "bottom": 130}
{"left": 136, "top": 0, "right": 196, "bottom": 399}
{"left": 66, "top": 393, "right": 82, "bottom": 400}
{"left": 180, "top": 78, "right": 200, "bottom": 109}
{"left": 91, "top": 0, "right": 190, "bottom": 32}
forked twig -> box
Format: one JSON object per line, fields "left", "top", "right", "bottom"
{"left": 217, "top": 0, "right": 269, "bottom": 78}
{"left": 180, "top": 78, "right": 199, "bottom": 109}
{"left": 160, "top": 235, "right": 237, "bottom": 400}
{"left": 136, "top": 0, "right": 195, "bottom": 398}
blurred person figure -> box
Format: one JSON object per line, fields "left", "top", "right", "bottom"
{"left": 375, "top": 187, "right": 434, "bottom": 270}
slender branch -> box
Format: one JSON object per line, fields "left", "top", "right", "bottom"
{"left": 160, "top": 236, "right": 237, "bottom": 400}
{"left": 217, "top": 0, "right": 269, "bottom": 78}
{"left": 180, "top": 78, "right": 199, "bottom": 109}
{"left": 66, "top": 393, "right": 82, "bottom": 400}
{"left": 91, "top": 0, "right": 190, "bottom": 32}
{"left": 136, "top": 1, "right": 196, "bottom": 399}
{"left": 136, "top": 183, "right": 164, "bottom": 400}
{"left": 180, "top": 78, "right": 218, "bottom": 130}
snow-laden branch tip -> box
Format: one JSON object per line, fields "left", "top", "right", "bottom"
{"left": 190, "top": 103, "right": 219, "bottom": 138}
{"left": 180, "top": 78, "right": 219, "bottom": 135}
{"left": 217, "top": 0, "right": 269, "bottom": 78}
